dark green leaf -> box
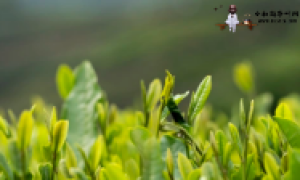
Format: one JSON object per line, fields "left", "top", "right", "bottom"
{"left": 167, "top": 97, "right": 185, "bottom": 124}
{"left": 161, "top": 91, "right": 189, "bottom": 121}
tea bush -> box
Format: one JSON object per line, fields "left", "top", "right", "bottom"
{"left": 1, "top": 60, "right": 300, "bottom": 180}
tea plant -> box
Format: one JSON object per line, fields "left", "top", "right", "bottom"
{"left": 0, "top": 60, "right": 300, "bottom": 180}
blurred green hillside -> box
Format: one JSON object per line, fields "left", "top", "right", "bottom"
{"left": 1, "top": 0, "right": 300, "bottom": 114}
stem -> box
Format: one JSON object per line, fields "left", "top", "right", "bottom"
{"left": 180, "top": 129, "right": 202, "bottom": 156}
{"left": 243, "top": 131, "right": 248, "bottom": 180}
{"left": 21, "top": 147, "right": 26, "bottom": 180}
{"left": 211, "top": 144, "right": 227, "bottom": 180}
{"left": 51, "top": 150, "right": 57, "bottom": 180}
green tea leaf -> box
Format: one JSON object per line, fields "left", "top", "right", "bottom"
{"left": 49, "top": 107, "right": 57, "bottom": 140}
{"left": 76, "top": 145, "right": 90, "bottom": 169}
{"left": 56, "top": 64, "right": 74, "bottom": 99}
{"left": 264, "top": 152, "right": 280, "bottom": 179}
{"left": 161, "top": 135, "right": 187, "bottom": 180}
{"left": 240, "top": 99, "right": 246, "bottom": 128}
{"left": 88, "top": 136, "right": 102, "bottom": 172}
{"left": 130, "top": 127, "right": 151, "bottom": 154}
{"left": 142, "top": 138, "right": 165, "bottom": 180}
{"left": 187, "top": 169, "right": 201, "bottom": 180}
{"left": 146, "top": 79, "right": 162, "bottom": 111}
{"left": 105, "top": 163, "right": 129, "bottom": 180}
{"left": 223, "top": 142, "right": 233, "bottom": 167}
{"left": 284, "top": 148, "right": 300, "bottom": 180}
{"left": 275, "top": 103, "right": 293, "bottom": 120}
{"left": 70, "top": 168, "right": 91, "bottom": 180}
{"left": 166, "top": 148, "right": 174, "bottom": 176}
{"left": 178, "top": 153, "right": 193, "bottom": 180}
{"left": 65, "top": 143, "right": 77, "bottom": 169}
{"left": 53, "top": 121, "right": 69, "bottom": 152}
{"left": 161, "top": 70, "right": 175, "bottom": 106}
{"left": 0, "top": 152, "right": 13, "bottom": 180}
{"left": 17, "top": 111, "right": 34, "bottom": 150}
{"left": 245, "top": 154, "right": 256, "bottom": 180}
{"left": 215, "top": 130, "right": 227, "bottom": 164}
{"left": 0, "top": 116, "right": 9, "bottom": 137}
{"left": 38, "top": 163, "right": 52, "bottom": 180}
{"left": 61, "top": 61, "right": 104, "bottom": 157}
{"left": 273, "top": 116, "right": 300, "bottom": 148}
{"left": 233, "top": 61, "right": 254, "bottom": 94}
{"left": 228, "top": 123, "right": 243, "bottom": 157}
{"left": 188, "top": 75, "right": 212, "bottom": 123}
{"left": 8, "top": 140, "right": 30, "bottom": 176}
{"left": 201, "top": 162, "right": 215, "bottom": 180}
{"left": 125, "top": 159, "right": 139, "bottom": 180}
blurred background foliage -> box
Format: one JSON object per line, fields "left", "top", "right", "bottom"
{"left": 1, "top": 0, "right": 300, "bottom": 115}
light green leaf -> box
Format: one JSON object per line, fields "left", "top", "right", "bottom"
{"left": 17, "top": 111, "right": 34, "bottom": 150}
{"left": 146, "top": 79, "right": 162, "bottom": 111}
{"left": 223, "top": 142, "right": 233, "bottom": 167}
{"left": 273, "top": 116, "right": 300, "bottom": 148}
{"left": 141, "top": 138, "right": 165, "bottom": 180}
{"left": 76, "top": 145, "right": 91, "bottom": 172}
{"left": 201, "top": 162, "right": 215, "bottom": 180}
{"left": 8, "top": 140, "right": 31, "bottom": 176}
{"left": 228, "top": 122, "right": 243, "bottom": 157}
{"left": 161, "top": 71, "right": 175, "bottom": 106}
{"left": 50, "top": 107, "right": 57, "bottom": 140}
{"left": 0, "top": 152, "right": 13, "bottom": 180}
{"left": 245, "top": 154, "right": 256, "bottom": 180}
{"left": 125, "top": 159, "right": 139, "bottom": 180}
{"left": 187, "top": 169, "right": 201, "bottom": 180}
{"left": 105, "top": 163, "right": 129, "bottom": 180}
{"left": 56, "top": 64, "right": 74, "bottom": 99}
{"left": 130, "top": 127, "right": 151, "bottom": 154}
{"left": 70, "top": 168, "right": 91, "bottom": 180}
{"left": 166, "top": 148, "right": 174, "bottom": 176}
{"left": 89, "top": 136, "right": 102, "bottom": 172}
{"left": 53, "top": 121, "right": 69, "bottom": 152}
{"left": 38, "top": 163, "right": 52, "bottom": 180}
{"left": 65, "top": 143, "right": 77, "bottom": 169}
{"left": 178, "top": 153, "right": 193, "bottom": 180}
{"left": 233, "top": 61, "right": 254, "bottom": 94}
{"left": 61, "top": 61, "right": 104, "bottom": 157}
{"left": 275, "top": 103, "right": 293, "bottom": 120}
{"left": 161, "top": 135, "right": 187, "bottom": 180}
{"left": 215, "top": 130, "right": 227, "bottom": 165}
{"left": 264, "top": 152, "right": 280, "bottom": 179}
{"left": 188, "top": 76, "right": 212, "bottom": 123}
{"left": 0, "top": 116, "right": 9, "bottom": 137}
{"left": 240, "top": 99, "right": 246, "bottom": 128}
